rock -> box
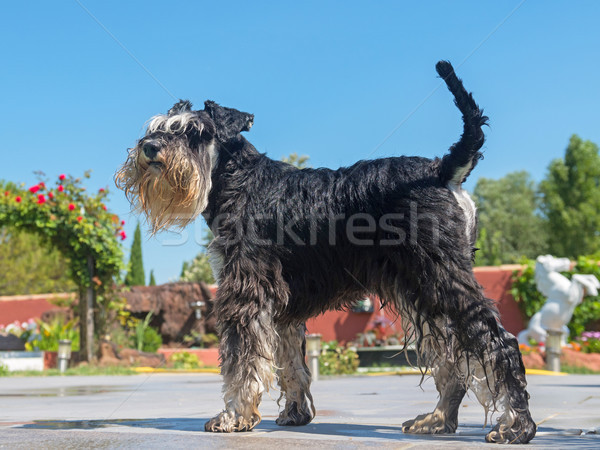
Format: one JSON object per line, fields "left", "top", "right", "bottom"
{"left": 122, "top": 282, "right": 216, "bottom": 343}
{"left": 99, "top": 340, "right": 166, "bottom": 368}
{"left": 0, "top": 333, "right": 25, "bottom": 351}
{"left": 99, "top": 341, "right": 124, "bottom": 367}
{"left": 119, "top": 348, "right": 166, "bottom": 368}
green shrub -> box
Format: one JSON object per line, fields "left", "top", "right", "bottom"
{"left": 182, "top": 331, "right": 219, "bottom": 348}
{"left": 319, "top": 341, "right": 359, "bottom": 375}
{"left": 139, "top": 326, "right": 162, "bottom": 353}
{"left": 171, "top": 352, "right": 201, "bottom": 369}
{"left": 26, "top": 318, "right": 80, "bottom": 352}
{"left": 511, "top": 256, "right": 600, "bottom": 339}
{"left": 0, "top": 363, "right": 9, "bottom": 376}
{"left": 130, "top": 312, "right": 162, "bottom": 352}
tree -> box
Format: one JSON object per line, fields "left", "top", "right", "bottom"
{"left": 0, "top": 227, "right": 76, "bottom": 295}
{"left": 539, "top": 135, "right": 600, "bottom": 258}
{"left": 149, "top": 269, "right": 156, "bottom": 286}
{"left": 125, "top": 222, "right": 145, "bottom": 286}
{"left": 0, "top": 173, "right": 125, "bottom": 362}
{"left": 180, "top": 253, "right": 215, "bottom": 284}
{"left": 281, "top": 152, "right": 310, "bottom": 168}
{"left": 473, "top": 171, "right": 548, "bottom": 266}
{"left": 180, "top": 229, "right": 215, "bottom": 284}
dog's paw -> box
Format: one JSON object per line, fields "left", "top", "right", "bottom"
{"left": 485, "top": 413, "right": 537, "bottom": 444}
{"left": 204, "top": 410, "right": 260, "bottom": 433}
{"left": 276, "top": 401, "right": 313, "bottom": 426}
{"left": 402, "top": 410, "right": 455, "bottom": 434}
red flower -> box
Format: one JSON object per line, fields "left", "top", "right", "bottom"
{"left": 59, "top": 174, "right": 66, "bottom": 180}
{"left": 121, "top": 220, "right": 125, "bottom": 225}
{"left": 15, "top": 196, "right": 22, "bottom": 203}
{"left": 102, "top": 204, "right": 107, "bottom": 211}
{"left": 48, "top": 192, "right": 54, "bottom": 199}
{"left": 58, "top": 185, "right": 64, "bottom": 192}
{"left": 29, "top": 185, "right": 40, "bottom": 194}
{"left": 99, "top": 188, "right": 105, "bottom": 193}
{"left": 77, "top": 216, "right": 83, "bottom": 222}
{"left": 4, "top": 191, "right": 9, "bottom": 197}
{"left": 68, "top": 203, "right": 75, "bottom": 211}
{"left": 38, "top": 182, "right": 46, "bottom": 189}
{"left": 119, "top": 230, "right": 127, "bottom": 240}
{"left": 37, "top": 194, "right": 46, "bottom": 204}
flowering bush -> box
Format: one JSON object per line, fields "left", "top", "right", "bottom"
{"left": 354, "top": 315, "right": 405, "bottom": 347}
{"left": 319, "top": 340, "right": 359, "bottom": 375}
{"left": 518, "top": 342, "right": 544, "bottom": 356}
{"left": 0, "top": 172, "right": 124, "bottom": 291}
{"left": 0, "top": 318, "right": 79, "bottom": 351}
{"left": 0, "top": 319, "right": 38, "bottom": 345}
{"left": 579, "top": 331, "right": 600, "bottom": 354}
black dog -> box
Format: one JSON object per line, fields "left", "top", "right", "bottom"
{"left": 116, "top": 61, "right": 536, "bottom": 444}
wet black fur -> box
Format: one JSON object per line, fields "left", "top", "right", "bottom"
{"left": 130, "top": 61, "right": 536, "bottom": 443}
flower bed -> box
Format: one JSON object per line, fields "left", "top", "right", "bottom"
{"left": 158, "top": 348, "right": 220, "bottom": 367}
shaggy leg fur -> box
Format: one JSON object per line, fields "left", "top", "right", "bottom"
{"left": 205, "top": 306, "right": 277, "bottom": 432}
{"left": 275, "top": 324, "right": 316, "bottom": 426}
{"left": 470, "top": 326, "right": 537, "bottom": 444}
{"left": 402, "top": 362, "right": 466, "bottom": 434}
{"left": 392, "top": 261, "right": 536, "bottom": 444}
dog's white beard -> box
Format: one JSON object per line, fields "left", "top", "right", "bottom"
{"left": 116, "top": 143, "right": 214, "bottom": 234}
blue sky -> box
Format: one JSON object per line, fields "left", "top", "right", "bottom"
{"left": 2, "top": 1, "right": 599, "bottom": 284}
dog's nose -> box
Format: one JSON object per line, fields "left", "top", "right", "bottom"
{"left": 143, "top": 141, "right": 160, "bottom": 159}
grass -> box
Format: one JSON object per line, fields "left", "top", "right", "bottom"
{"left": 560, "top": 364, "right": 600, "bottom": 374}
{"left": 0, "top": 365, "right": 137, "bottom": 377}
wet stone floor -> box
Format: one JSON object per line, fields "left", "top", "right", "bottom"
{"left": 0, "top": 373, "right": 599, "bottom": 448}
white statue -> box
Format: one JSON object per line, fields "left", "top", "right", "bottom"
{"left": 517, "top": 255, "right": 600, "bottom": 346}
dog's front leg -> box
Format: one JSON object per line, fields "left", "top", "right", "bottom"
{"left": 205, "top": 309, "right": 276, "bottom": 432}
{"left": 275, "top": 323, "right": 316, "bottom": 426}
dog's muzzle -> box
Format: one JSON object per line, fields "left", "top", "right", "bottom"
{"left": 143, "top": 141, "right": 160, "bottom": 160}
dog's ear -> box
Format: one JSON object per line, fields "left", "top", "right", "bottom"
{"left": 204, "top": 100, "right": 254, "bottom": 141}
{"left": 168, "top": 99, "right": 193, "bottom": 116}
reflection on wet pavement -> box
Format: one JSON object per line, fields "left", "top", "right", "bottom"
{"left": 0, "top": 386, "right": 129, "bottom": 398}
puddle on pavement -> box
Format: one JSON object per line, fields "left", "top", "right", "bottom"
{"left": 0, "top": 386, "right": 128, "bottom": 398}
{"left": 21, "top": 418, "right": 201, "bottom": 431}
{"left": 24, "top": 419, "right": 152, "bottom": 430}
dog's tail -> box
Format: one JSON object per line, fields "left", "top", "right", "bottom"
{"left": 436, "top": 61, "right": 488, "bottom": 186}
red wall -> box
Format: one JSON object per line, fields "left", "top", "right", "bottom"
{"left": 474, "top": 265, "right": 525, "bottom": 335}
{"left": 0, "top": 293, "right": 74, "bottom": 326}
{"left": 306, "top": 265, "right": 526, "bottom": 343}
{"left": 1, "top": 266, "right": 526, "bottom": 343}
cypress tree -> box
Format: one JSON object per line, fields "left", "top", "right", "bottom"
{"left": 149, "top": 269, "right": 156, "bottom": 286}
{"left": 125, "top": 222, "right": 145, "bottom": 286}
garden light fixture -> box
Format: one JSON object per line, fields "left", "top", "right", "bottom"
{"left": 57, "top": 339, "right": 72, "bottom": 373}
{"left": 545, "top": 329, "right": 562, "bottom": 372}
{"left": 189, "top": 300, "right": 205, "bottom": 320}
{"left": 306, "top": 334, "right": 321, "bottom": 381}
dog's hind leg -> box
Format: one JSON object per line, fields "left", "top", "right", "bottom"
{"left": 274, "top": 323, "right": 316, "bottom": 426}
{"left": 442, "top": 275, "right": 536, "bottom": 443}
{"left": 204, "top": 302, "right": 277, "bottom": 432}
{"left": 402, "top": 361, "right": 466, "bottom": 434}
{"left": 465, "top": 323, "right": 537, "bottom": 444}
{"left": 395, "top": 262, "right": 536, "bottom": 444}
